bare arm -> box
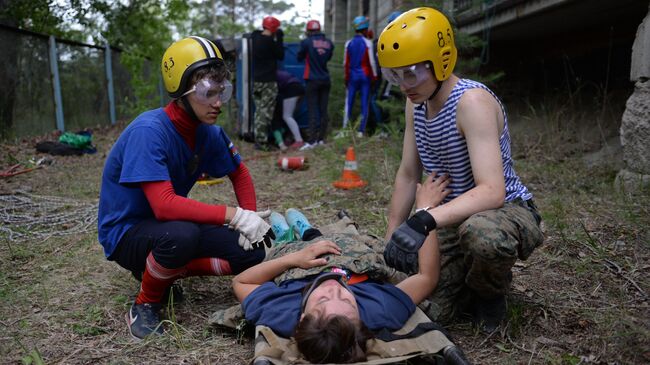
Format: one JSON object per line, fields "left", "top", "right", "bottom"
{"left": 426, "top": 89, "right": 506, "bottom": 228}
{"left": 232, "top": 240, "right": 341, "bottom": 302}
{"left": 385, "top": 99, "right": 423, "bottom": 240}
{"left": 395, "top": 230, "right": 439, "bottom": 305}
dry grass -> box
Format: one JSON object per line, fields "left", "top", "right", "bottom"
{"left": 0, "top": 99, "right": 648, "bottom": 364}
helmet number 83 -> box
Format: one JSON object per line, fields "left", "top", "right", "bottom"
{"left": 437, "top": 28, "right": 452, "bottom": 48}
{"left": 163, "top": 57, "right": 175, "bottom": 72}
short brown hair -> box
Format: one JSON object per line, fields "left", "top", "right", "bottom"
{"left": 294, "top": 314, "right": 374, "bottom": 364}
{"left": 189, "top": 63, "right": 229, "bottom": 86}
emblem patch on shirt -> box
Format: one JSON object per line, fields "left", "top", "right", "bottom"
{"left": 229, "top": 142, "right": 240, "bottom": 158}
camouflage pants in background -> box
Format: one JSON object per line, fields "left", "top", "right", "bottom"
{"left": 252, "top": 82, "right": 278, "bottom": 144}
{"left": 419, "top": 199, "right": 544, "bottom": 324}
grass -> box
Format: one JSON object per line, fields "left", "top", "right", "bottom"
{"left": 0, "top": 87, "right": 648, "bottom": 364}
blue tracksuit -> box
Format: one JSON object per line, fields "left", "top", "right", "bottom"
{"left": 344, "top": 34, "right": 377, "bottom": 133}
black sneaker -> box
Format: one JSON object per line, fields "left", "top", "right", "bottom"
{"left": 472, "top": 294, "right": 506, "bottom": 333}
{"left": 126, "top": 302, "right": 163, "bottom": 340}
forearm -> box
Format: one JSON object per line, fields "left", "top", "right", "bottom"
{"left": 233, "top": 252, "right": 297, "bottom": 285}
{"left": 396, "top": 232, "right": 439, "bottom": 305}
{"left": 429, "top": 184, "right": 504, "bottom": 227}
{"left": 228, "top": 163, "right": 256, "bottom": 211}
{"left": 142, "top": 181, "right": 230, "bottom": 224}
{"left": 385, "top": 174, "right": 418, "bottom": 240}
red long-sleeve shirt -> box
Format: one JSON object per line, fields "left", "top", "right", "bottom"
{"left": 140, "top": 102, "right": 256, "bottom": 225}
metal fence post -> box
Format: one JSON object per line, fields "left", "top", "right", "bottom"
{"left": 48, "top": 35, "right": 65, "bottom": 132}
{"left": 105, "top": 42, "right": 116, "bottom": 125}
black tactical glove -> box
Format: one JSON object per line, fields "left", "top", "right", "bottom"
{"left": 383, "top": 209, "right": 437, "bottom": 275}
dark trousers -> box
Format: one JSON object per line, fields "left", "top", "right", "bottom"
{"left": 305, "top": 79, "right": 331, "bottom": 143}
{"left": 109, "top": 219, "right": 265, "bottom": 277}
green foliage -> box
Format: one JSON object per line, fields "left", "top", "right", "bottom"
{"left": 20, "top": 349, "right": 45, "bottom": 365}
{"left": 0, "top": 0, "right": 66, "bottom": 36}
{"left": 186, "top": 0, "right": 294, "bottom": 38}
{"left": 98, "top": 0, "right": 190, "bottom": 114}
{"left": 16, "top": 339, "right": 45, "bottom": 365}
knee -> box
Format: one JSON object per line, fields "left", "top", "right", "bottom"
{"left": 230, "top": 248, "right": 265, "bottom": 274}
{"left": 152, "top": 222, "right": 201, "bottom": 268}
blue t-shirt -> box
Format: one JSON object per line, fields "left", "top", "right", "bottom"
{"left": 97, "top": 108, "right": 241, "bottom": 258}
{"left": 242, "top": 279, "right": 415, "bottom": 338}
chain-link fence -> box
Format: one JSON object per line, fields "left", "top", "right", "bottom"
{"left": 0, "top": 24, "right": 162, "bottom": 141}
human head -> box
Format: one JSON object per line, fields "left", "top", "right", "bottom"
{"left": 295, "top": 314, "right": 373, "bottom": 363}
{"left": 295, "top": 273, "right": 373, "bottom": 363}
{"left": 377, "top": 7, "right": 457, "bottom": 82}
{"left": 353, "top": 15, "right": 369, "bottom": 32}
{"left": 387, "top": 10, "right": 402, "bottom": 24}
{"left": 306, "top": 19, "right": 321, "bottom": 34}
{"left": 161, "top": 36, "right": 231, "bottom": 124}
{"left": 300, "top": 272, "right": 359, "bottom": 320}
{"left": 262, "top": 16, "right": 281, "bottom": 34}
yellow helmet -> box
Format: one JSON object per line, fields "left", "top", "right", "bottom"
{"left": 377, "top": 7, "right": 457, "bottom": 81}
{"left": 161, "top": 36, "right": 224, "bottom": 98}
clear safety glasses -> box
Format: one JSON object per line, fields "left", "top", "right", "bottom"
{"left": 381, "top": 62, "right": 432, "bottom": 88}
{"left": 182, "top": 78, "right": 233, "bottom": 104}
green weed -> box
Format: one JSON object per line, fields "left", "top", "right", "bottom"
{"left": 71, "top": 305, "right": 106, "bottom": 336}
{"left": 506, "top": 301, "right": 525, "bottom": 337}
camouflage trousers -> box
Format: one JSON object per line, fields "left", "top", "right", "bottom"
{"left": 253, "top": 82, "right": 278, "bottom": 144}
{"left": 419, "top": 199, "right": 544, "bottom": 324}
{"left": 265, "top": 216, "right": 396, "bottom": 285}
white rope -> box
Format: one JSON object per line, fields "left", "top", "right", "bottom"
{"left": 0, "top": 190, "right": 98, "bottom": 242}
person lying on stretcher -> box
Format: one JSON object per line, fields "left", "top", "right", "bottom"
{"left": 232, "top": 205, "right": 442, "bottom": 364}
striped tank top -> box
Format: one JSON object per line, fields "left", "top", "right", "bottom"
{"left": 413, "top": 79, "right": 531, "bottom": 203}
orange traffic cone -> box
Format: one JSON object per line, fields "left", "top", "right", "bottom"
{"left": 333, "top": 147, "right": 367, "bottom": 189}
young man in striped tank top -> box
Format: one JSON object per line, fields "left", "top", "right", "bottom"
{"left": 377, "top": 8, "right": 544, "bottom": 333}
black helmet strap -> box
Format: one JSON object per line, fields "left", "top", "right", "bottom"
{"left": 428, "top": 80, "right": 443, "bottom": 100}
{"left": 180, "top": 96, "right": 201, "bottom": 122}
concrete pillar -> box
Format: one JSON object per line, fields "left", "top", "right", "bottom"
{"left": 616, "top": 4, "right": 650, "bottom": 192}
{"left": 347, "top": 0, "right": 353, "bottom": 37}
{"left": 331, "top": 0, "right": 347, "bottom": 43}
{"left": 370, "top": 0, "right": 378, "bottom": 34}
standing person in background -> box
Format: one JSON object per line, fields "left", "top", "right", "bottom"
{"left": 98, "top": 36, "right": 275, "bottom": 341}
{"left": 272, "top": 69, "right": 306, "bottom": 150}
{"left": 378, "top": 8, "right": 544, "bottom": 333}
{"left": 297, "top": 19, "right": 334, "bottom": 151}
{"left": 251, "top": 16, "right": 284, "bottom": 150}
{"left": 341, "top": 16, "right": 378, "bottom": 138}
{"left": 364, "top": 28, "right": 386, "bottom": 137}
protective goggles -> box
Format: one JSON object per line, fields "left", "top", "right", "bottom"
{"left": 182, "top": 78, "right": 233, "bottom": 104}
{"left": 381, "top": 62, "right": 432, "bottom": 88}
{"left": 300, "top": 272, "right": 351, "bottom": 313}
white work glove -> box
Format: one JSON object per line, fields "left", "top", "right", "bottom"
{"left": 238, "top": 235, "right": 254, "bottom": 251}
{"left": 229, "top": 208, "right": 275, "bottom": 250}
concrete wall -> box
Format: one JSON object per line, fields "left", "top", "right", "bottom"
{"left": 616, "top": 5, "right": 650, "bottom": 192}
{"left": 324, "top": 0, "right": 414, "bottom": 43}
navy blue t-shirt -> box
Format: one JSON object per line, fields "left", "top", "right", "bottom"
{"left": 297, "top": 33, "right": 334, "bottom": 81}
{"left": 242, "top": 279, "right": 415, "bottom": 337}
{"left": 97, "top": 108, "right": 241, "bottom": 258}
